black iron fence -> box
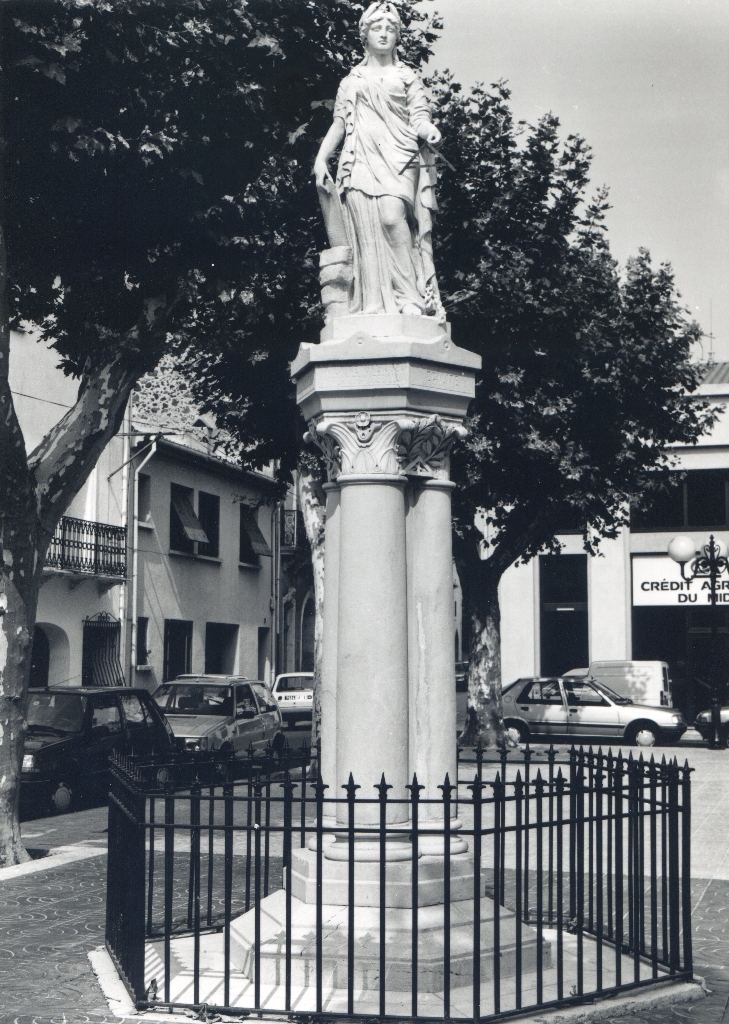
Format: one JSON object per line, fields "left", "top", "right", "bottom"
{"left": 106, "top": 745, "right": 692, "bottom": 1021}
{"left": 46, "top": 515, "right": 127, "bottom": 577}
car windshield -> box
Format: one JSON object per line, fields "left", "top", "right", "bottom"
{"left": 590, "top": 680, "right": 632, "bottom": 705}
{"left": 153, "top": 684, "right": 233, "bottom": 716}
{"left": 27, "top": 693, "right": 87, "bottom": 734}
{"left": 277, "top": 676, "right": 312, "bottom": 692}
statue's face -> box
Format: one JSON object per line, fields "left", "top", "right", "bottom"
{"left": 365, "top": 17, "right": 398, "bottom": 56}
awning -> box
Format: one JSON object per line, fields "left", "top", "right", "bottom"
{"left": 240, "top": 507, "right": 271, "bottom": 557}
{"left": 172, "top": 489, "right": 209, "bottom": 543}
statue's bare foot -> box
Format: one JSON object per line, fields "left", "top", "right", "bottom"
{"left": 402, "top": 303, "right": 422, "bottom": 316}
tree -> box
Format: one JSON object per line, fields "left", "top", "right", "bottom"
{"left": 0, "top": 0, "right": 439, "bottom": 865}
{"left": 424, "top": 78, "right": 714, "bottom": 746}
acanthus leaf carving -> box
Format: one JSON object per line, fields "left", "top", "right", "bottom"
{"left": 397, "top": 415, "right": 468, "bottom": 479}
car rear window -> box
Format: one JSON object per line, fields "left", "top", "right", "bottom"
{"left": 277, "top": 676, "right": 312, "bottom": 692}
{"left": 153, "top": 684, "right": 233, "bottom": 716}
{"left": 27, "top": 692, "right": 87, "bottom": 733}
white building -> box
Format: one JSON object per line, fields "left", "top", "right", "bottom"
{"left": 499, "top": 363, "right": 729, "bottom": 720}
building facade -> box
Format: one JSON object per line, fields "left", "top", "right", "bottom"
{"left": 499, "top": 364, "right": 729, "bottom": 719}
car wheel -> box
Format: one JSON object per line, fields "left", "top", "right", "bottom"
{"left": 219, "top": 741, "right": 234, "bottom": 759}
{"left": 626, "top": 723, "right": 660, "bottom": 747}
{"left": 50, "top": 782, "right": 73, "bottom": 814}
{"left": 505, "top": 720, "right": 529, "bottom": 745}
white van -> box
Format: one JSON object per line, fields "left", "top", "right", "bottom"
{"left": 572, "top": 661, "right": 672, "bottom": 708}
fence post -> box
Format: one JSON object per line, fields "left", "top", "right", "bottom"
{"left": 438, "top": 772, "right": 455, "bottom": 1020}
{"left": 681, "top": 760, "right": 693, "bottom": 976}
{"left": 668, "top": 758, "right": 681, "bottom": 974}
{"left": 376, "top": 774, "right": 392, "bottom": 1019}
{"left": 344, "top": 773, "right": 360, "bottom": 1016}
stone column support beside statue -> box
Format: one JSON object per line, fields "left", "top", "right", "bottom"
{"left": 320, "top": 481, "right": 340, "bottom": 810}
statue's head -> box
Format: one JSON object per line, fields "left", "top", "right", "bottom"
{"left": 359, "top": 2, "right": 402, "bottom": 54}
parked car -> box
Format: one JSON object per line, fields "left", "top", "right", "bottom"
{"left": 152, "top": 675, "right": 284, "bottom": 755}
{"left": 21, "top": 686, "right": 174, "bottom": 815}
{"left": 567, "top": 660, "right": 673, "bottom": 708}
{"left": 501, "top": 675, "right": 687, "bottom": 747}
{"left": 693, "top": 707, "right": 729, "bottom": 744}
{"left": 271, "top": 672, "right": 314, "bottom": 728}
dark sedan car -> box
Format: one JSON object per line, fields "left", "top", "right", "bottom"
{"left": 21, "top": 687, "right": 174, "bottom": 815}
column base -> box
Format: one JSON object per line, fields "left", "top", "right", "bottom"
{"left": 230, "top": 887, "right": 549, "bottom": 996}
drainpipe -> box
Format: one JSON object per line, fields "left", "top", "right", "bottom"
{"left": 117, "top": 402, "right": 132, "bottom": 680}
{"left": 130, "top": 438, "right": 157, "bottom": 680}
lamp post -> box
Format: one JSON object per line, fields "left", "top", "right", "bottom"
{"left": 668, "top": 534, "right": 728, "bottom": 750}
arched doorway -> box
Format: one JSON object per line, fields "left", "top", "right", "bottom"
{"left": 29, "top": 626, "right": 50, "bottom": 688}
{"left": 300, "top": 593, "right": 315, "bottom": 673}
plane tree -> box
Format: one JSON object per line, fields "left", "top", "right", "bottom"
{"left": 0, "top": 0, "right": 438, "bottom": 866}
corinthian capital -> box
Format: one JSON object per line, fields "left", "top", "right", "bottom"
{"left": 305, "top": 412, "right": 468, "bottom": 482}
{"left": 397, "top": 415, "right": 468, "bottom": 479}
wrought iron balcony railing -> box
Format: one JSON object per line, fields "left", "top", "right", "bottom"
{"left": 46, "top": 515, "right": 127, "bottom": 578}
{"left": 281, "top": 509, "right": 307, "bottom": 551}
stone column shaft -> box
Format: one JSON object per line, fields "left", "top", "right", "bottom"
{"left": 335, "top": 474, "right": 409, "bottom": 826}
{"left": 407, "top": 480, "right": 460, "bottom": 834}
{"left": 320, "top": 482, "right": 340, "bottom": 799}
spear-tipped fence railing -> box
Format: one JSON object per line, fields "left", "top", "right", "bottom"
{"left": 106, "top": 742, "right": 692, "bottom": 1021}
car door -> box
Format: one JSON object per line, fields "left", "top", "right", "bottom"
{"left": 514, "top": 679, "right": 569, "bottom": 737}
{"left": 232, "top": 683, "right": 264, "bottom": 755}
{"left": 563, "top": 678, "right": 621, "bottom": 739}
{"left": 251, "top": 682, "right": 281, "bottom": 748}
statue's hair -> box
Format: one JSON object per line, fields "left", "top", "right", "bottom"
{"left": 358, "top": 2, "right": 402, "bottom": 44}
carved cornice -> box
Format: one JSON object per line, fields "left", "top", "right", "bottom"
{"left": 306, "top": 413, "right": 468, "bottom": 482}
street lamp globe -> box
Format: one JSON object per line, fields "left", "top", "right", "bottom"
{"left": 668, "top": 535, "right": 697, "bottom": 564}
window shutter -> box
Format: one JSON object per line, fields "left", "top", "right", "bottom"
{"left": 172, "top": 489, "right": 209, "bottom": 543}
{"left": 240, "top": 507, "right": 271, "bottom": 557}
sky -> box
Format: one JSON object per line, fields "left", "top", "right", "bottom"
{"left": 415, "top": 0, "right": 729, "bottom": 360}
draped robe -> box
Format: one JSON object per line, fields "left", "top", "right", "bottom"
{"left": 333, "top": 62, "right": 443, "bottom": 317}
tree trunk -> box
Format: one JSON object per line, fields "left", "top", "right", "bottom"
{"left": 454, "top": 544, "right": 507, "bottom": 753}
{"left": 297, "top": 464, "right": 326, "bottom": 772}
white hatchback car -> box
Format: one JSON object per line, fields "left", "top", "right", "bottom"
{"left": 272, "top": 672, "right": 314, "bottom": 729}
{"left": 152, "top": 675, "right": 284, "bottom": 756}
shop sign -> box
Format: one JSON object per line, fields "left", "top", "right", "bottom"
{"left": 632, "top": 555, "right": 729, "bottom": 606}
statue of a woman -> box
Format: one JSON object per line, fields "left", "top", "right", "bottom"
{"left": 314, "top": 2, "right": 444, "bottom": 319}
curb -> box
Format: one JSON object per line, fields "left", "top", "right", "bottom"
{"left": 89, "top": 942, "right": 706, "bottom": 1024}
{"left": 0, "top": 843, "right": 106, "bottom": 881}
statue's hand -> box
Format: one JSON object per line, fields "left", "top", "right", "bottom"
{"left": 314, "top": 158, "right": 332, "bottom": 191}
{"left": 419, "top": 123, "right": 442, "bottom": 147}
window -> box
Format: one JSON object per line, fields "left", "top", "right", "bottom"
{"left": 239, "top": 505, "right": 271, "bottom": 565}
{"left": 563, "top": 680, "right": 610, "bottom": 707}
{"left": 235, "top": 684, "right": 258, "bottom": 717}
{"left": 197, "top": 492, "right": 220, "bottom": 558}
{"left": 138, "top": 473, "right": 152, "bottom": 524}
{"left": 205, "top": 622, "right": 238, "bottom": 674}
{"left": 170, "top": 484, "right": 207, "bottom": 554}
{"left": 137, "top": 616, "right": 149, "bottom": 666}
{"left": 516, "top": 680, "right": 564, "bottom": 705}
{"left": 251, "top": 682, "right": 278, "bottom": 713}
{"left": 632, "top": 472, "right": 729, "bottom": 532}
{"left": 90, "top": 696, "right": 123, "bottom": 735}
{"left": 163, "top": 619, "right": 193, "bottom": 681}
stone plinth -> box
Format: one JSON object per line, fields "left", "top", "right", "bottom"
{"left": 230, "top": 888, "right": 549, "bottom": 995}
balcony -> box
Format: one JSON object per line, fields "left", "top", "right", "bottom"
{"left": 281, "top": 509, "right": 308, "bottom": 552}
{"left": 46, "top": 516, "right": 127, "bottom": 585}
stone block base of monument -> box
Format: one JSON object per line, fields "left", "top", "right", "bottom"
{"left": 228, "top": 887, "right": 548, "bottom": 994}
